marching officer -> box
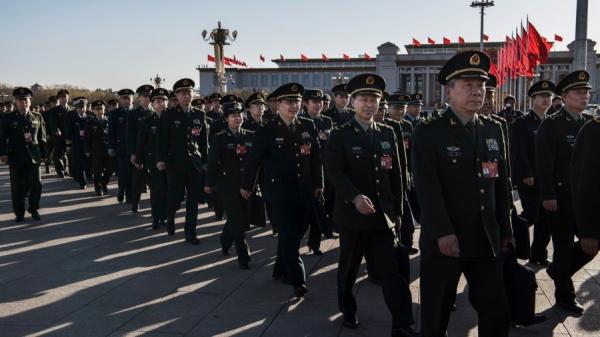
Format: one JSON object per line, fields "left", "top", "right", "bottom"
{"left": 191, "top": 98, "right": 206, "bottom": 111}
{"left": 42, "top": 96, "right": 57, "bottom": 174}
{"left": 240, "top": 82, "right": 323, "bottom": 298}
{"left": 536, "top": 70, "right": 597, "bottom": 314}
{"left": 107, "top": 99, "right": 119, "bottom": 113}
{"left": 548, "top": 96, "right": 563, "bottom": 115}
{"left": 108, "top": 88, "right": 134, "bottom": 203}
{"left": 404, "top": 93, "right": 423, "bottom": 127}
{"left": 571, "top": 115, "right": 600, "bottom": 261}
{"left": 497, "top": 95, "right": 523, "bottom": 126}
{"left": 242, "top": 92, "right": 267, "bottom": 132}
{"left": 157, "top": 78, "right": 208, "bottom": 244}
{"left": 128, "top": 84, "right": 153, "bottom": 213}
{"left": 322, "top": 93, "right": 332, "bottom": 111}
{"left": 323, "top": 83, "right": 354, "bottom": 126}
{"left": 263, "top": 92, "right": 277, "bottom": 122}
{"left": 0, "top": 87, "right": 46, "bottom": 221}
{"left": 413, "top": 51, "right": 513, "bottom": 337}
{"left": 326, "top": 74, "right": 415, "bottom": 336}
{"left": 168, "top": 91, "right": 178, "bottom": 109}
{"left": 47, "top": 89, "right": 70, "bottom": 177}
{"left": 66, "top": 97, "right": 92, "bottom": 189}
{"left": 136, "top": 88, "right": 169, "bottom": 229}
{"left": 206, "top": 93, "right": 223, "bottom": 121}
{"left": 205, "top": 102, "right": 255, "bottom": 269}
{"left": 85, "top": 100, "right": 112, "bottom": 196}
{"left": 301, "top": 89, "right": 334, "bottom": 253}
{"left": 512, "top": 80, "right": 555, "bottom": 265}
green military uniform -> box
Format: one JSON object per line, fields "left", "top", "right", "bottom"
{"left": 0, "top": 87, "right": 47, "bottom": 221}
{"left": 205, "top": 103, "right": 254, "bottom": 268}
{"left": 84, "top": 100, "right": 113, "bottom": 195}
{"left": 413, "top": 51, "right": 512, "bottom": 337}
{"left": 326, "top": 74, "right": 415, "bottom": 336}
{"left": 158, "top": 79, "right": 208, "bottom": 244}
{"left": 128, "top": 85, "right": 153, "bottom": 212}
{"left": 46, "top": 89, "right": 70, "bottom": 177}
{"left": 535, "top": 70, "right": 596, "bottom": 313}
{"left": 322, "top": 83, "right": 355, "bottom": 126}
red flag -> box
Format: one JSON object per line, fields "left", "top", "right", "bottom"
{"left": 489, "top": 62, "right": 498, "bottom": 77}
{"left": 483, "top": 34, "right": 489, "bottom": 41}
{"left": 458, "top": 36, "right": 465, "bottom": 45}
{"left": 364, "top": 53, "right": 372, "bottom": 60}
{"left": 342, "top": 53, "right": 350, "bottom": 60}
{"left": 207, "top": 54, "right": 215, "bottom": 62}
{"left": 259, "top": 54, "right": 265, "bottom": 62}
{"left": 242, "top": 61, "right": 247, "bottom": 67}
{"left": 412, "top": 38, "right": 421, "bottom": 47}
{"left": 224, "top": 59, "right": 232, "bottom": 66}
{"left": 554, "top": 34, "right": 563, "bottom": 42}
{"left": 322, "top": 53, "right": 329, "bottom": 61}
{"left": 301, "top": 54, "right": 308, "bottom": 61}
{"left": 528, "top": 21, "right": 550, "bottom": 65}
{"left": 443, "top": 37, "right": 451, "bottom": 45}
{"left": 280, "top": 54, "right": 285, "bottom": 62}
{"left": 427, "top": 37, "right": 435, "bottom": 45}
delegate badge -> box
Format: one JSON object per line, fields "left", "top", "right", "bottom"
{"left": 481, "top": 161, "right": 499, "bottom": 178}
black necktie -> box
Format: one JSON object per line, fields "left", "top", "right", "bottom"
{"left": 465, "top": 121, "right": 477, "bottom": 146}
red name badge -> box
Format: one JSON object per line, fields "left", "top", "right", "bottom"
{"left": 318, "top": 132, "right": 328, "bottom": 141}
{"left": 236, "top": 144, "right": 247, "bottom": 155}
{"left": 300, "top": 144, "right": 311, "bottom": 155}
{"left": 381, "top": 155, "right": 393, "bottom": 170}
{"left": 24, "top": 132, "right": 32, "bottom": 143}
{"left": 481, "top": 161, "right": 499, "bottom": 178}
{"left": 191, "top": 128, "right": 200, "bottom": 136}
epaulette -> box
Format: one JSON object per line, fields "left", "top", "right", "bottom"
{"left": 377, "top": 122, "right": 394, "bottom": 132}
{"left": 215, "top": 129, "right": 227, "bottom": 136}
{"left": 490, "top": 114, "right": 507, "bottom": 123}
{"left": 582, "top": 111, "right": 594, "bottom": 119}
{"left": 420, "top": 114, "right": 441, "bottom": 125}
{"left": 298, "top": 116, "right": 312, "bottom": 124}
{"left": 241, "top": 128, "right": 255, "bottom": 135}
{"left": 336, "top": 121, "right": 353, "bottom": 131}
{"left": 593, "top": 116, "right": 600, "bottom": 123}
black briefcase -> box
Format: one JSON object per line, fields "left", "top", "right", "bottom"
{"left": 503, "top": 248, "right": 538, "bottom": 326}
{"left": 511, "top": 209, "right": 531, "bottom": 259}
{"left": 247, "top": 193, "right": 266, "bottom": 228}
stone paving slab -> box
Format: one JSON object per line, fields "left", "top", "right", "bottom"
{"left": 0, "top": 166, "right": 599, "bottom": 337}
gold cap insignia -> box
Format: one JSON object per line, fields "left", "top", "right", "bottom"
{"left": 578, "top": 72, "right": 586, "bottom": 80}
{"left": 257, "top": 93, "right": 262, "bottom": 99}
{"left": 316, "top": 91, "right": 322, "bottom": 97}
{"left": 416, "top": 94, "right": 421, "bottom": 99}
{"left": 19, "top": 88, "right": 25, "bottom": 94}
{"left": 183, "top": 80, "right": 189, "bottom": 86}
{"left": 542, "top": 82, "right": 548, "bottom": 88}
{"left": 291, "top": 84, "right": 298, "bottom": 92}
{"left": 366, "top": 76, "right": 375, "bottom": 85}
{"left": 469, "top": 53, "right": 481, "bottom": 66}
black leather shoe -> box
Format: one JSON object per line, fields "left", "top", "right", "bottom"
{"left": 131, "top": 204, "right": 138, "bottom": 213}
{"left": 450, "top": 303, "right": 457, "bottom": 311}
{"left": 102, "top": 184, "right": 108, "bottom": 193}
{"left": 408, "top": 247, "right": 419, "bottom": 255}
{"left": 392, "top": 326, "right": 420, "bottom": 337}
{"left": 15, "top": 214, "right": 24, "bottom": 222}
{"left": 530, "top": 258, "right": 551, "bottom": 267}
{"left": 152, "top": 219, "right": 159, "bottom": 230}
{"left": 185, "top": 236, "right": 200, "bottom": 245}
{"left": 117, "top": 195, "right": 124, "bottom": 203}
{"left": 57, "top": 172, "right": 65, "bottom": 178}
{"left": 546, "top": 264, "right": 556, "bottom": 280}
{"left": 557, "top": 300, "right": 584, "bottom": 314}
{"left": 517, "top": 314, "right": 547, "bottom": 326}
{"left": 239, "top": 262, "right": 249, "bottom": 270}
{"left": 166, "top": 222, "right": 175, "bottom": 236}
{"left": 29, "top": 210, "right": 41, "bottom": 221}
{"left": 342, "top": 312, "right": 359, "bottom": 329}
{"left": 309, "top": 247, "right": 323, "bottom": 255}
{"left": 293, "top": 284, "right": 308, "bottom": 298}
{"left": 222, "top": 248, "right": 230, "bottom": 256}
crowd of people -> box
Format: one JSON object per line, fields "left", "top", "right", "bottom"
{"left": 0, "top": 50, "right": 599, "bottom": 337}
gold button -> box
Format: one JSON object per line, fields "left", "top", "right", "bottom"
{"left": 476, "top": 158, "right": 480, "bottom": 162}
{"left": 452, "top": 159, "right": 457, "bottom": 163}
{"left": 557, "top": 182, "right": 563, "bottom": 187}
{"left": 480, "top": 189, "right": 484, "bottom": 194}
{"left": 297, "top": 174, "right": 301, "bottom": 177}
{"left": 377, "top": 192, "right": 380, "bottom": 196}
{"left": 294, "top": 143, "right": 297, "bottom": 146}
{"left": 480, "top": 206, "right": 485, "bottom": 211}
{"left": 296, "top": 154, "right": 299, "bottom": 157}
{"left": 271, "top": 179, "right": 275, "bottom": 182}
{"left": 375, "top": 167, "right": 379, "bottom": 171}
{"left": 356, "top": 155, "right": 360, "bottom": 159}
{"left": 376, "top": 179, "right": 380, "bottom": 184}
{"left": 477, "top": 173, "right": 482, "bottom": 178}
{"left": 296, "top": 163, "right": 300, "bottom": 167}
{"left": 373, "top": 154, "right": 377, "bottom": 159}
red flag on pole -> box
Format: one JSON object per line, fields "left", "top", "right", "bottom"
{"left": 412, "top": 38, "right": 421, "bottom": 47}
{"left": 483, "top": 34, "right": 489, "bottom": 41}
{"left": 427, "top": 37, "right": 435, "bottom": 45}
{"left": 554, "top": 34, "right": 563, "bottom": 42}
{"left": 342, "top": 53, "right": 350, "bottom": 60}
{"left": 458, "top": 36, "right": 465, "bottom": 45}
{"left": 207, "top": 54, "right": 215, "bottom": 62}
{"left": 528, "top": 21, "right": 551, "bottom": 64}
{"left": 443, "top": 37, "right": 451, "bottom": 45}
{"left": 301, "top": 54, "right": 308, "bottom": 61}
{"left": 280, "top": 54, "right": 285, "bottom": 62}
{"left": 322, "top": 54, "right": 329, "bottom": 61}
{"left": 364, "top": 53, "right": 372, "bottom": 60}
{"left": 259, "top": 54, "right": 265, "bottom": 62}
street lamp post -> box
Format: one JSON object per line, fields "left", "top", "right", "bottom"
{"left": 331, "top": 72, "right": 349, "bottom": 85}
{"left": 150, "top": 74, "right": 165, "bottom": 88}
{"left": 470, "top": 1, "right": 495, "bottom": 51}
{"left": 202, "top": 21, "right": 237, "bottom": 94}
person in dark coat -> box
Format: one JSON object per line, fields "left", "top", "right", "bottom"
{"left": 108, "top": 89, "right": 135, "bottom": 203}
{"left": 413, "top": 51, "right": 513, "bottom": 337}
{"left": 85, "top": 100, "right": 112, "bottom": 196}
{"left": 47, "top": 89, "right": 70, "bottom": 177}
{"left": 128, "top": 84, "right": 153, "bottom": 213}
{"left": 66, "top": 96, "right": 92, "bottom": 189}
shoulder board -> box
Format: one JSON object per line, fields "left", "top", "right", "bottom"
{"left": 320, "top": 114, "right": 333, "bottom": 122}
{"left": 593, "top": 116, "right": 600, "bottom": 123}
{"left": 582, "top": 112, "right": 594, "bottom": 119}
{"left": 297, "top": 116, "right": 312, "bottom": 124}
{"left": 241, "top": 128, "right": 255, "bottom": 135}
{"left": 420, "top": 115, "right": 440, "bottom": 125}
{"left": 30, "top": 111, "right": 42, "bottom": 117}
{"left": 376, "top": 122, "right": 393, "bottom": 131}
{"left": 215, "top": 129, "right": 227, "bottom": 136}
{"left": 491, "top": 114, "right": 507, "bottom": 123}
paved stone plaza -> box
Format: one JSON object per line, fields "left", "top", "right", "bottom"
{"left": 0, "top": 167, "right": 598, "bottom": 337}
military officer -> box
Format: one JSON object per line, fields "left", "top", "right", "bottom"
{"left": 128, "top": 84, "right": 153, "bottom": 213}
{"left": 157, "top": 78, "right": 208, "bottom": 244}
{"left": 511, "top": 80, "right": 555, "bottom": 265}
{"left": 107, "top": 98, "right": 119, "bottom": 113}
{"left": 84, "top": 100, "right": 112, "bottom": 196}
{"left": 242, "top": 92, "right": 267, "bottom": 132}
{"left": 191, "top": 98, "right": 206, "bottom": 111}
{"left": 108, "top": 88, "right": 134, "bottom": 203}
{"left": 323, "top": 83, "right": 354, "bottom": 126}
{"left": 404, "top": 93, "right": 423, "bottom": 127}
{"left": 167, "top": 91, "right": 178, "bottom": 109}
{"left": 0, "top": 87, "right": 46, "bottom": 221}
{"left": 548, "top": 96, "right": 563, "bottom": 115}
{"left": 263, "top": 92, "right": 278, "bottom": 121}
{"left": 413, "top": 51, "right": 513, "bottom": 337}
{"left": 66, "top": 97, "right": 92, "bottom": 189}
{"left": 497, "top": 95, "right": 523, "bottom": 125}
{"left": 206, "top": 93, "right": 223, "bottom": 121}
{"left": 42, "top": 96, "right": 57, "bottom": 174}
{"left": 47, "top": 89, "right": 70, "bottom": 177}
{"left": 240, "top": 82, "right": 323, "bottom": 298}
{"left": 536, "top": 70, "right": 597, "bottom": 314}
{"left": 326, "top": 74, "right": 415, "bottom": 336}
{"left": 136, "top": 88, "right": 169, "bottom": 229}
{"left": 322, "top": 93, "right": 332, "bottom": 111}
{"left": 205, "top": 102, "right": 254, "bottom": 269}
{"left": 301, "top": 89, "right": 334, "bottom": 253}
{"left": 571, "top": 116, "right": 600, "bottom": 259}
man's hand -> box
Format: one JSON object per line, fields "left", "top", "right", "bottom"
{"left": 501, "top": 237, "right": 516, "bottom": 253}
{"left": 156, "top": 161, "right": 166, "bottom": 171}
{"left": 437, "top": 234, "right": 460, "bottom": 257}
{"left": 130, "top": 154, "right": 136, "bottom": 166}
{"left": 581, "top": 238, "right": 599, "bottom": 256}
{"left": 523, "top": 177, "right": 534, "bottom": 186}
{"left": 352, "top": 194, "right": 376, "bottom": 215}
{"left": 204, "top": 186, "right": 213, "bottom": 194}
{"left": 543, "top": 199, "right": 558, "bottom": 212}
{"left": 240, "top": 188, "right": 251, "bottom": 199}
{"left": 0, "top": 155, "right": 7, "bottom": 164}
{"left": 108, "top": 149, "right": 116, "bottom": 157}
